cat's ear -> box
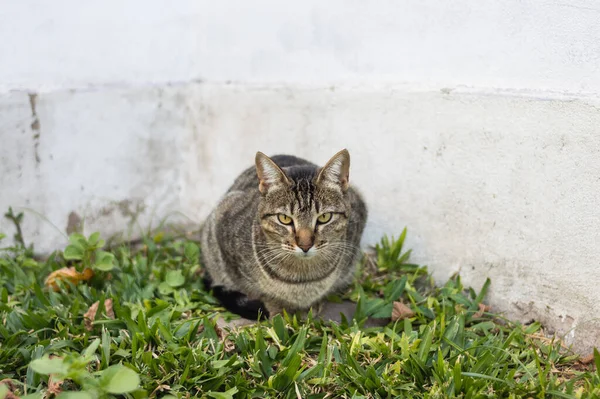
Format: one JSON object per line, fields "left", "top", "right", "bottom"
{"left": 316, "top": 149, "right": 350, "bottom": 191}
{"left": 255, "top": 152, "right": 290, "bottom": 194}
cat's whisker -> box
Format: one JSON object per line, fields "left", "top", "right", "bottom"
{"left": 260, "top": 249, "right": 293, "bottom": 265}
{"left": 258, "top": 250, "right": 286, "bottom": 263}
{"left": 255, "top": 246, "right": 281, "bottom": 256}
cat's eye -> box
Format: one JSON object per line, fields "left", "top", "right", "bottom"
{"left": 277, "top": 214, "right": 293, "bottom": 225}
{"left": 317, "top": 213, "right": 332, "bottom": 224}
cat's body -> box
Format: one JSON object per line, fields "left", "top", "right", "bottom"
{"left": 200, "top": 151, "right": 367, "bottom": 317}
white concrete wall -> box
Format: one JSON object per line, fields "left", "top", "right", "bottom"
{"left": 1, "top": 0, "right": 599, "bottom": 353}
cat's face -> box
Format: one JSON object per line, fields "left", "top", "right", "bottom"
{"left": 255, "top": 150, "right": 352, "bottom": 261}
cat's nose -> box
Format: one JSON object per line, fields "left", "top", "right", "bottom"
{"left": 296, "top": 228, "right": 314, "bottom": 253}
{"left": 298, "top": 243, "right": 312, "bottom": 253}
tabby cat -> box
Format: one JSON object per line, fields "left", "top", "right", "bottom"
{"left": 200, "top": 149, "right": 367, "bottom": 318}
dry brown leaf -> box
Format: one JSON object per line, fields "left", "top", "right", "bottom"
{"left": 473, "top": 303, "right": 491, "bottom": 318}
{"left": 47, "top": 376, "right": 64, "bottom": 396}
{"left": 45, "top": 267, "right": 79, "bottom": 291}
{"left": 105, "top": 299, "right": 115, "bottom": 319}
{"left": 579, "top": 353, "right": 594, "bottom": 364}
{"left": 84, "top": 299, "right": 115, "bottom": 331}
{"left": 0, "top": 379, "right": 20, "bottom": 399}
{"left": 81, "top": 268, "right": 94, "bottom": 281}
{"left": 223, "top": 338, "right": 236, "bottom": 352}
{"left": 215, "top": 323, "right": 224, "bottom": 339}
{"left": 45, "top": 267, "right": 94, "bottom": 291}
{"left": 0, "top": 390, "right": 19, "bottom": 399}
{"left": 149, "top": 384, "right": 171, "bottom": 398}
{"left": 214, "top": 322, "right": 237, "bottom": 352}
{"left": 391, "top": 301, "right": 415, "bottom": 321}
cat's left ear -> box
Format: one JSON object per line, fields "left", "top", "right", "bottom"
{"left": 255, "top": 152, "right": 290, "bottom": 194}
{"left": 316, "top": 149, "right": 350, "bottom": 191}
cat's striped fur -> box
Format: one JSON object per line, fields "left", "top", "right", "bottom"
{"left": 200, "top": 150, "right": 367, "bottom": 318}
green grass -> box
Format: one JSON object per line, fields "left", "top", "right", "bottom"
{"left": 0, "top": 209, "right": 599, "bottom": 398}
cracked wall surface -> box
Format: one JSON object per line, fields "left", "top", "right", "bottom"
{"left": 1, "top": 0, "right": 600, "bottom": 354}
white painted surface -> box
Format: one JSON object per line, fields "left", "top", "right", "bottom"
{"left": 1, "top": 0, "right": 599, "bottom": 353}
{"left": 2, "top": 1, "right": 600, "bottom": 93}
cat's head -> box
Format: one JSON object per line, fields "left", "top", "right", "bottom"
{"left": 255, "top": 149, "right": 352, "bottom": 260}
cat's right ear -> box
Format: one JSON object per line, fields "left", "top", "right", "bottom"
{"left": 255, "top": 152, "right": 290, "bottom": 194}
